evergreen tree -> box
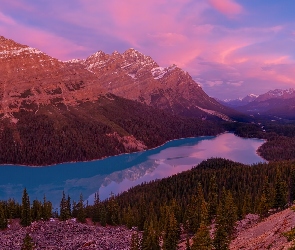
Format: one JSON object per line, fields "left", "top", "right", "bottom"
{"left": 77, "top": 193, "right": 86, "bottom": 223}
{"left": 213, "top": 222, "right": 229, "bottom": 250}
{"left": 100, "top": 205, "right": 107, "bottom": 227}
{"left": 213, "top": 204, "right": 228, "bottom": 250}
{"left": 67, "top": 195, "right": 72, "bottom": 218}
{"left": 60, "top": 191, "right": 71, "bottom": 221}
{"left": 106, "top": 193, "right": 119, "bottom": 225}
{"left": 0, "top": 204, "right": 7, "bottom": 230}
{"left": 289, "top": 168, "right": 295, "bottom": 203}
{"left": 21, "top": 188, "right": 31, "bottom": 227}
{"left": 125, "top": 205, "right": 134, "bottom": 229}
{"left": 208, "top": 175, "right": 218, "bottom": 221}
{"left": 142, "top": 219, "right": 160, "bottom": 250}
{"left": 163, "top": 210, "right": 179, "bottom": 250}
{"left": 223, "top": 191, "right": 237, "bottom": 237}
{"left": 191, "top": 222, "right": 212, "bottom": 250}
{"left": 31, "top": 200, "right": 42, "bottom": 221}
{"left": 258, "top": 192, "right": 269, "bottom": 218}
{"left": 185, "top": 183, "right": 205, "bottom": 233}
{"left": 92, "top": 192, "right": 100, "bottom": 223}
{"left": 41, "top": 195, "right": 52, "bottom": 221}
{"left": 274, "top": 178, "right": 287, "bottom": 209}
{"left": 21, "top": 233, "right": 34, "bottom": 250}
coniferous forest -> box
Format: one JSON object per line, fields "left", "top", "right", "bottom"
{"left": 0, "top": 94, "right": 223, "bottom": 166}
{"left": 1, "top": 158, "right": 295, "bottom": 249}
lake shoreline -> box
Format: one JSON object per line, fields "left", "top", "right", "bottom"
{"left": 0, "top": 132, "right": 226, "bottom": 168}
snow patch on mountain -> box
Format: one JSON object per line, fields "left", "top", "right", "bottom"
{"left": 151, "top": 65, "right": 177, "bottom": 80}
{"left": 0, "top": 47, "right": 43, "bottom": 58}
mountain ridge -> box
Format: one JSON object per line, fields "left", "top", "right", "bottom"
{"left": 0, "top": 35, "right": 243, "bottom": 121}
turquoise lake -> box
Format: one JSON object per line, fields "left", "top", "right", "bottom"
{"left": 0, "top": 133, "right": 266, "bottom": 208}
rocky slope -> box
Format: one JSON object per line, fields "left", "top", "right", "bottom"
{"left": 230, "top": 209, "right": 295, "bottom": 250}
{"left": 0, "top": 36, "right": 105, "bottom": 116}
{"left": 0, "top": 218, "right": 135, "bottom": 250}
{"left": 0, "top": 35, "right": 244, "bottom": 121}
{"left": 67, "top": 49, "right": 242, "bottom": 120}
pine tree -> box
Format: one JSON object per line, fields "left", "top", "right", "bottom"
{"left": 191, "top": 222, "right": 212, "bottom": 250}
{"left": 21, "top": 188, "right": 32, "bottom": 227}
{"left": 274, "top": 178, "right": 287, "bottom": 210}
{"left": 100, "top": 205, "right": 107, "bottom": 227}
{"left": 208, "top": 175, "right": 218, "bottom": 221}
{"left": 92, "top": 192, "right": 100, "bottom": 223}
{"left": 213, "top": 222, "right": 229, "bottom": 250}
{"left": 258, "top": 192, "right": 269, "bottom": 218}
{"left": 106, "top": 193, "right": 119, "bottom": 225}
{"left": 289, "top": 168, "right": 295, "bottom": 203}
{"left": 223, "top": 191, "right": 237, "bottom": 237}
{"left": 213, "top": 206, "right": 228, "bottom": 250}
{"left": 31, "top": 200, "right": 42, "bottom": 221}
{"left": 41, "top": 195, "right": 52, "bottom": 221}
{"left": 67, "top": 195, "right": 72, "bottom": 218}
{"left": 142, "top": 219, "right": 160, "bottom": 250}
{"left": 185, "top": 183, "right": 205, "bottom": 233}
{"left": 163, "top": 210, "right": 179, "bottom": 250}
{"left": 77, "top": 193, "right": 86, "bottom": 223}
{"left": 60, "top": 191, "right": 71, "bottom": 221}
{"left": 0, "top": 204, "right": 7, "bottom": 230}
{"left": 21, "top": 233, "right": 34, "bottom": 250}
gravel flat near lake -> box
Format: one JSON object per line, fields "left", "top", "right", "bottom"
{"left": 0, "top": 218, "right": 135, "bottom": 250}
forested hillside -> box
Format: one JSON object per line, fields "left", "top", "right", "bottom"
{"left": 227, "top": 121, "right": 295, "bottom": 161}
{"left": 1, "top": 158, "right": 294, "bottom": 249}
{"left": 0, "top": 94, "right": 224, "bottom": 166}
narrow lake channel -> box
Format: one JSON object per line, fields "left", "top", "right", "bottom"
{"left": 0, "top": 133, "right": 266, "bottom": 208}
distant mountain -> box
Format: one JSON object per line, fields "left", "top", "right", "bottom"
{"left": 218, "top": 94, "right": 258, "bottom": 108}
{"left": 235, "top": 88, "right": 295, "bottom": 119}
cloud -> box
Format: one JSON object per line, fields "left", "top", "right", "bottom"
{"left": 0, "top": 12, "right": 16, "bottom": 25}
{"left": 207, "top": 0, "right": 243, "bottom": 17}
{"left": 206, "top": 80, "right": 223, "bottom": 87}
{"left": 0, "top": 12, "right": 87, "bottom": 60}
{"left": 0, "top": 0, "right": 295, "bottom": 99}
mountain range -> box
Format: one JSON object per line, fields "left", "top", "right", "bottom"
{"left": 0, "top": 35, "right": 241, "bottom": 121}
{"left": 218, "top": 88, "right": 295, "bottom": 119}
{"left": 0, "top": 35, "right": 233, "bottom": 165}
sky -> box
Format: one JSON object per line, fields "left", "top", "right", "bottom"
{"left": 0, "top": 0, "right": 294, "bottom": 99}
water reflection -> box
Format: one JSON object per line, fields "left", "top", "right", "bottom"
{"left": 0, "top": 133, "right": 266, "bottom": 207}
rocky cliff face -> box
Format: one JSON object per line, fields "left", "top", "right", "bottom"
{"left": 0, "top": 36, "right": 104, "bottom": 116}
{"left": 0, "top": 35, "right": 238, "bottom": 121}
{"left": 74, "top": 48, "right": 234, "bottom": 118}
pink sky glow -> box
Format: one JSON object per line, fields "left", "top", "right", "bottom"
{"left": 0, "top": 0, "right": 294, "bottom": 99}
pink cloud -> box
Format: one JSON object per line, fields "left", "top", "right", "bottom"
{"left": 0, "top": 12, "right": 16, "bottom": 25}
{"left": 0, "top": 14, "right": 87, "bottom": 60}
{"left": 208, "top": 0, "right": 243, "bottom": 17}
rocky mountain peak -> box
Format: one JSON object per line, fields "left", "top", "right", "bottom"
{"left": 0, "top": 36, "right": 239, "bottom": 121}
{"left": 0, "top": 35, "right": 105, "bottom": 116}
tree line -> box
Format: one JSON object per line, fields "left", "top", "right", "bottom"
{"left": 0, "top": 95, "right": 224, "bottom": 165}
{"left": 1, "top": 158, "right": 294, "bottom": 249}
